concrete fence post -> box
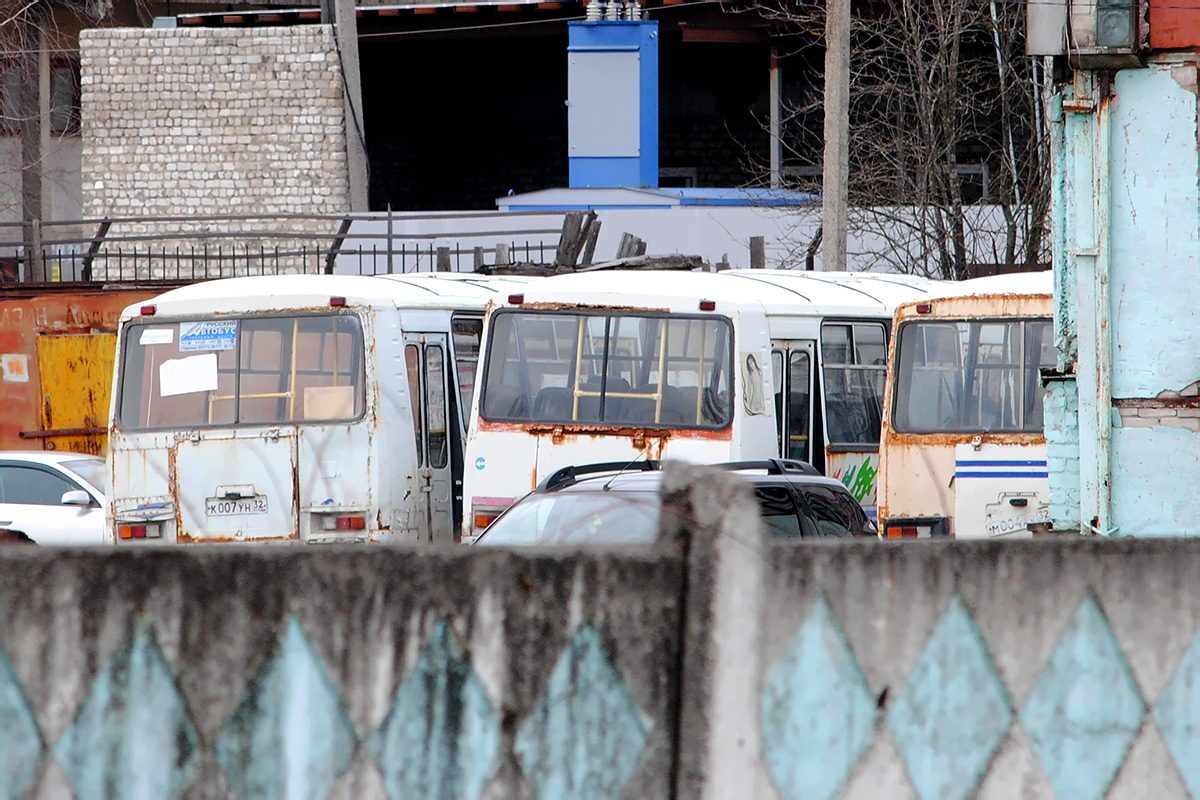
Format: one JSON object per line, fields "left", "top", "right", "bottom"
{"left": 659, "top": 461, "right": 770, "bottom": 800}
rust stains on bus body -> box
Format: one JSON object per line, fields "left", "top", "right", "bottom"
{"left": 479, "top": 420, "right": 733, "bottom": 443}
{"left": 514, "top": 301, "right": 672, "bottom": 314}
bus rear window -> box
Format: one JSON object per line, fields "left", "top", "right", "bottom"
{"left": 480, "top": 311, "right": 734, "bottom": 430}
{"left": 117, "top": 314, "right": 365, "bottom": 431}
{"left": 891, "top": 318, "right": 1053, "bottom": 434}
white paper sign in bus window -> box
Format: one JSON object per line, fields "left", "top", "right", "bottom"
{"left": 160, "top": 353, "right": 219, "bottom": 397}
{"left": 179, "top": 320, "right": 237, "bottom": 352}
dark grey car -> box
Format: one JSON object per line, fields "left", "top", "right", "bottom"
{"left": 475, "top": 459, "right": 876, "bottom": 546}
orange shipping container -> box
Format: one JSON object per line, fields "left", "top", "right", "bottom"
{"left": 0, "top": 287, "right": 168, "bottom": 455}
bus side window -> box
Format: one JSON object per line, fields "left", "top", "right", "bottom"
{"left": 451, "top": 315, "right": 483, "bottom": 427}
{"left": 426, "top": 345, "right": 448, "bottom": 469}
{"left": 405, "top": 345, "right": 423, "bottom": 464}
{"left": 771, "top": 351, "right": 784, "bottom": 454}
{"left": 788, "top": 351, "right": 811, "bottom": 461}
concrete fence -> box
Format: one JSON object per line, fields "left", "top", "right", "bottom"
{"left": 1, "top": 463, "right": 1199, "bottom": 799}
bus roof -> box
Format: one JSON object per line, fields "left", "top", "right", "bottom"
{"left": 512, "top": 270, "right": 775, "bottom": 312}
{"left": 724, "top": 271, "right": 945, "bottom": 314}
{"left": 505, "top": 269, "right": 945, "bottom": 317}
{"left": 118, "top": 273, "right": 532, "bottom": 320}
{"left": 918, "top": 270, "right": 1052, "bottom": 301}
{"left": 892, "top": 270, "right": 1053, "bottom": 319}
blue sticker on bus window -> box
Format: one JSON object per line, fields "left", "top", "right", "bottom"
{"left": 179, "top": 320, "right": 237, "bottom": 352}
{"left": 475, "top": 457, "right": 486, "bottom": 471}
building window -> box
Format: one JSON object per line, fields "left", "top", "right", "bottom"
{"left": 0, "top": 59, "right": 80, "bottom": 136}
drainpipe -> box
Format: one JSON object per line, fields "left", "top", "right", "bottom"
{"left": 1066, "top": 70, "right": 1115, "bottom": 536}
{"left": 1093, "top": 83, "right": 1114, "bottom": 535}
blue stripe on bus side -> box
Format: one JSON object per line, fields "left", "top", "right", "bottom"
{"left": 954, "top": 460, "right": 1047, "bottom": 467}
{"left": 955, "top": 471, "right": 1049, "bottom": 479}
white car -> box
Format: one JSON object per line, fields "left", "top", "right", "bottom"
{"left": 0, "top": 452, "right": 107, "bottom": 545}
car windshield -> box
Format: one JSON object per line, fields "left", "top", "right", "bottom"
{"left": 477, "top": 490, "right": 661, "bottom": 545}
{"left": 64, "top": 459, "right": 106, "bottom": 494}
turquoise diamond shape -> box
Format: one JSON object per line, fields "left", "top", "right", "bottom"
{"left": 369, "top": 621, "right": 499, "bottom": 800}
{"left": 0, "top": 643, "right": 42, "bottom": 799}
{"left": 54, "top": 618, "right": 198, "bottom": 800}
{"left": 217, "top": 617, "right": 356, "bottom": 800}
{"left": 762, "top": 596, "right": 876, "bottom": 800}
{"left": 1020, "top": 594, "right": 1145, "bottom": 800}
{"left": 1155, "top": 626, "right": 1200, "bottom": 797}
{"left": 515, "top": 626, "right": 647, "bottom": 800}
{"left": 887, "top": 596, "right": 1011, "bottom": 800}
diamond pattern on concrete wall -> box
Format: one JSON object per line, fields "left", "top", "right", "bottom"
{"left": 0, "top": 644, "right": 41, "bottom": 800}
{"left": 886, "top": 596, "right": 1011, "bottom": 800}
{"left": 216, "top": 617, "right": 356, "bottom": 800}
{"left": 369, "top": 620, "right": 500, "bottom": 800}
{"left": 1154, "top": 623, "right": 1200, "bottom": 798}
{"left": 762, "top": 595, "right": 876, "bottom": 800}
{"left": 54, "top": 617, "right": 199, "bottom": 800}
{"left": 514, "top": 625, "right": 647, "bottom": 800}
{"left": 1020, "top": 593, "right": 1145, "bottom": 800}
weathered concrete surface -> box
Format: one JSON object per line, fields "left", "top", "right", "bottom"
{"left": 756, "top": 536, "right": 1200, "bottom": 799}
{"left": 0, "top": 547, "right": 682, "bottom": 799}
{"left": 7, "top": 462, "right": 1200, "bottom": 799}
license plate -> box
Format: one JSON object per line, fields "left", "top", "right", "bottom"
{"left": 985, "top": 505, "right": 1050, "bottom": 536}
{"left": 205, "top": 496, "right": 268, "bottom": 516}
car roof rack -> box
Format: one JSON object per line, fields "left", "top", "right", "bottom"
{"left": 540, "top": 460, "right": 662, "bottom": 491}
{"left": 717, "top": 458, "right": 821, "bottom": 476}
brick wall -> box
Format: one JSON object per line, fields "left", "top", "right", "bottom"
{"left": 1044, "top": 378, "right": 1081, "bottom": 531}
{"left": 79, "top": 27, "right": 351, "bottom": 276}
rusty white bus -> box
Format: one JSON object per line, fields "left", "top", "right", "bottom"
{"left": 461, "top": 269, "right": 943, "bottom": 539}
{"left": 878, "top": 271, "right": 1054, "bottom": 539}
{"left": 106, "top": 272, "right": 532, "bottom": 544}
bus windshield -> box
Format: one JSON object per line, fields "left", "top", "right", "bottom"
{"left": 480, "top": 310, "right": 734, "bottom": 429}
{"left": 118, "top": 313, "right": 365, "bottom": 431}
{"left": 891, "top": 318, "right": 1054, "bottom": 434}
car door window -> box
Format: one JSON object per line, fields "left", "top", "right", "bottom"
{"left": 753, "top": 486, "right": 804, "bottom": 539}
{"left": 0, "top": 466, "right": 77, "bottom": 505}
{"left": 799, "top": 485, "right": 855, "bottom": 538}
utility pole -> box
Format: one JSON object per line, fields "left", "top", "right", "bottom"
{"left": 769, "top": 44, "right": 782, "bottom": 189}
{"left": 322, "top": 0, "right": 369, "bottom": 211}
{"left": 821, "top": 0, "right": 850, "bottom": 273}
{"left": 17, "top": 4, "right": 48, "bottom": 282}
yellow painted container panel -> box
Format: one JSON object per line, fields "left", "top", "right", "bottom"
{"left": 35, "top": 333, "right": 117, "bottom": 456}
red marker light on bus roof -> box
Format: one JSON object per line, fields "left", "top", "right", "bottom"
{"left": 508, "top": 294, "right": 524, "bottom": 305}
{"left": 140, "top": 305, "right": 156, "bottom": 316}
{"left": 916, "top": 303, "right": 932, "bottom": 314}
{"left": 699, "top": 299, "right": 716, "bottom": 311}
{"left": 330, "top": 296, "right": 346, "bottom": 307}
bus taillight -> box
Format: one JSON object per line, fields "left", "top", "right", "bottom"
{"left": 117, "top": 522, "right": 162, "bottom": 540}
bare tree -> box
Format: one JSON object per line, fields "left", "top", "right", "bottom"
{"left": 2, "top": 0, "right": 113, "bottom": 280}
{"left": 755, "top": 0, "right": 1050, "bottom": 278}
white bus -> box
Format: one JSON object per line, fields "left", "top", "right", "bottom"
{"left": 462, "top": 269, "right": 942, "bottom": 538}
{"left": 106, "top": 272, "right": 532, "bottom": 544}
{"left": 878, "top": 271, "right": 1054, "bottom": 539}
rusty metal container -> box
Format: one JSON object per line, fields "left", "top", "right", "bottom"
{"left": 0, "top": 286, "right": 166, "bottom": 455}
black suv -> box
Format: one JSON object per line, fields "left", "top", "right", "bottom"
{"left": 474, "top": 459, "right": 876, "bottom": 546}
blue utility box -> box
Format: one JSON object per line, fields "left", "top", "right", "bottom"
{"left": 567, "top": 20, "right": 659, "bottom": 189}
